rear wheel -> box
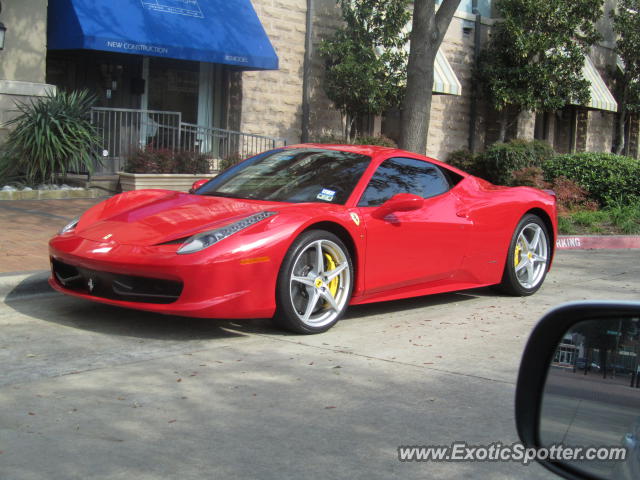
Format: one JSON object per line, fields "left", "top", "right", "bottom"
{"left": 274, "top": 230, "right": 353, "bottom": 334}
{"left": 498, "top": 214, "right": 550, "bottom": 296}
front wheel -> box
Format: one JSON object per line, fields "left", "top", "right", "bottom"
{"left": 498, "top": 214, "right": 550, "bottom": 296}
{"left": 274, "top": 230, "right": 353, "bottom": 334}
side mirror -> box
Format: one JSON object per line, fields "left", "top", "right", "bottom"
{"left": 373, "top": 193, "right": 423, "bottom": 219}
{"left": 516, "top": 301, "right": 640, "bottom": 479}
{"left": 189, "top": 179, "right": 209, "bottom": 194}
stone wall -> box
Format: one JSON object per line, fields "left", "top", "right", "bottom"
{"left": 426, "top": 16, "right": 476, "bottom": 161}
{"left": 239, "top": 0, "right": 309, "bottom": 146}
{"left": 0, "top": 0, "right": 54, "bottom": 143}
{"left": 586, "top": 110, "right": 615, "bottom": 153}
{"left": 584, "top": 45, "right": 617, "bottom": 154}
{"left": 239, "top": 4, "right": 497, "bottom": 158}
{"left": 239, "top": 0, "right": 342, "bottom": 146}
{"left": 0, "top": 81, "right": 56, "bottom": 143}
{"left": 307, "top": 0, "right": 344, "bottom": 140}
{"left": 0, "top": 0, "right": 47, "bottom": 84}
{"left": 576, "top": 109, "right": 589, "bottom": 152}
{"left": 240, "top": 1, "right": 622, "bottom": 159}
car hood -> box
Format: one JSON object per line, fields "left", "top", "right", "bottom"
{"left": 77, "top": 191, "right": 280, "bottom": 246}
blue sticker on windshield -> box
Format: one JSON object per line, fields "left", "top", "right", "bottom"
{"left": 317, "top": 188, "right": 336, "bottom": 202}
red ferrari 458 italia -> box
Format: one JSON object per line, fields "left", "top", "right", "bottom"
{"left": 49, "top": 144, "right": 557, "bottom": 333}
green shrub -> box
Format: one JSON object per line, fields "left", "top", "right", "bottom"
{"left": 558, "top": 202, "right": 640, "bottom": 235}
{"left": 352, "top": 135, "right": 397, "bottom": 148}
{"left": 474, "top": 139, "right": 555, "bottom": 185}
{"left": 310, "top": 134, "right": 397, "bottom": 148}
{"left": 607, "top": 203, "right": 640, "bottom": 234}
{"left": 125, "top": 148, "right": 210, "bottom": 174}
{"left": 312, "top": 134, "right": 345, "bottom": 144}
{"left": 510, "top": 166, "right": 597, "bottom": 215}
{"left": 446, "top": 149, "right": 478, "bottom": 174}
{"left": 219, "top": 152, "right": 245, "bottom": 171}
{"left": 0, "top": 90, "right": 101, "bottom": 185}
{"left": 510, "top": 166, "right": 548, "bottom": 188}
{"left": 173, "top": 150, "right": 211, "bottom": 174}
{"left": 551, "top": 176, "right": 599, "bottom": 214}
{"left": 557, "top": 216, "right": 577, "bottom": 234}
{"left": 543, "top": 153, "right": 640, "bottom": 207}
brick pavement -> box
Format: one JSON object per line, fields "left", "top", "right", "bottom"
{"left": 0, "top": 198, "right": 108, "bottom": 274}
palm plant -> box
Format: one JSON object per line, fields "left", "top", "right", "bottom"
{"left": 0, "top": 89, "right": 101, "bottom": 185}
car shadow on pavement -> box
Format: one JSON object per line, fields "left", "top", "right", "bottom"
{"left": 4, "top": 272, "right": 490, "bottom": 341}
{"left": 344, "top": 288, "right": 488, "bottom": 320}
{"left": 5, "top": 293, "right": 273, "bottom": 343}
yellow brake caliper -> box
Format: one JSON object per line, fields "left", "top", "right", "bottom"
{"left": 324, "top": 253, "right": 339, "bottom": 298}
{"left": 514, "top": 244, "right": 522, "bottom": 268}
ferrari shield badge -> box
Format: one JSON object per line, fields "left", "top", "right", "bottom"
{"left": 350, "top": 212, "right": 360, "bottom": 226}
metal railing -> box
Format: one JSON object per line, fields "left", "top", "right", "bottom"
{"left": 180, "top": 122, "right": 287, "bottom": 164}
{"left": 87, "top": 107, "right": 286, "bottom": 175}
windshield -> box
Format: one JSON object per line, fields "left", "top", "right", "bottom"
{"left": 195, "top": 148, "right": 371, "bottom": 204}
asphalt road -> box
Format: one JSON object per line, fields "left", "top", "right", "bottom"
{"left": 1, "top": 250, "right": 639, "bottom": 480}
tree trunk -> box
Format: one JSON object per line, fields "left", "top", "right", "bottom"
{"left": 498, "top": 109, "right": 508, "bottom": 143}
{"left": 343, "top": 113, "right": 350, "bottom": 143}
{"left": 399, "top": 0, "right": 461, "bottom": 154}
{"left": 344, "top": 113, "right": 356, "bottom": 143}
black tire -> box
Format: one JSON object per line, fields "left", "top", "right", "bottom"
{"left": 498, "top": 214, "right": 550, "bottom": 296}
{"left": 274, "top": 230, "right": 353, "bottom": 334}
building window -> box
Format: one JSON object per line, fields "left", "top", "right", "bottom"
{"left": 438, "top": 0, "right": 493, "bottom": 17}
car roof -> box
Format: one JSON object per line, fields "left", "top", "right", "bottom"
{"left": 283, "top": 143, "right": 469, "bottom": 177}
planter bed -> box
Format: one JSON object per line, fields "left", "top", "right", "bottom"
{"left": 118, "top": 172, "right": 218, "bottom": 192}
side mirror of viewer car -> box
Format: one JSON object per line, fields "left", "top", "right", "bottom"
{"left": 189, "top": 179, "right": 209, "bottom": 194}
{"left": 515, "top": 301, "right": 640, "bottom": 480}
{"left": 373, "top": 193, "right": 424, "bottom": 219}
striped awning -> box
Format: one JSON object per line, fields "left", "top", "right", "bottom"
{"left": 572, "top": 56, "right": 618, "bottom": 112}
{"left": 433, "top": 50, "right": 462, "bottom": 96}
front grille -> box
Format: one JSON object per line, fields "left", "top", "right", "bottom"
{"left": 51, "top": 258, "right": 183, "bottom": 304}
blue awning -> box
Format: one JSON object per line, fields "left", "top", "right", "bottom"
{"left": 47, "top": 0, "right": 279, "bottom": 70}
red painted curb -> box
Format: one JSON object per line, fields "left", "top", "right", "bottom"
{"left": 556, "top": 236, "right": 640, "bottom": 250}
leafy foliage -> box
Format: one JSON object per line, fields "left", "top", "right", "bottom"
{"left": 509, "top": 166, "right": 548, "bottom": 188}
{"left": 348, "top": 134, "right": 397, "bottom": 147}
{"left": 550, "top": 176, "right": 599, "bottom": 213}
{"left": 510, "top": 167, "right": 597, "bottom": 215}
{"left": 0, "top": 90, "right": 101, "bottom": 185}
{"left": 446, "top": 149, "right": 478, "bottom": 175}
{"left": 543, "top": 153, "right": 640, "bottom": 207}
{"left": 610, "top": 0, "right": 640, "bottom": 153}
{"left": 478, "top": 0, "right": 603, "bottom": 117}
{"left": 611, "top": 0, "right": 640, "bottom": 114}
{"left": 473, "top": 139, "right": 555, "bottom": 185}
{"left": 399, "top": 0, "right": 461, "bottom": 154}
{"left": 319, "top": 0, "right": 410, "bottom": 137}
{"left": 559, "top": 204, "right": 640, "bottom": 234}
{"left": 125, "top": 148, "right": 211, "bottom": 174}
{"left": 312, "top": 134, "right": 397, "bottom": 147}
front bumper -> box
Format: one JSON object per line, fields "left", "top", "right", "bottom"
{"left": 49, "top": 234, "right": 279, "bottom": 319}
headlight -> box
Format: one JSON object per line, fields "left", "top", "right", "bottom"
{"left": 177, "top": 211, "right": 277, "bottom": 254}
{"left": 59, "top": 217, "right": 80, "bottom": 234}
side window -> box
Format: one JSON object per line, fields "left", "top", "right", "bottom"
{"left": 358, "top": 157, "right": 450, "bottom": 207}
